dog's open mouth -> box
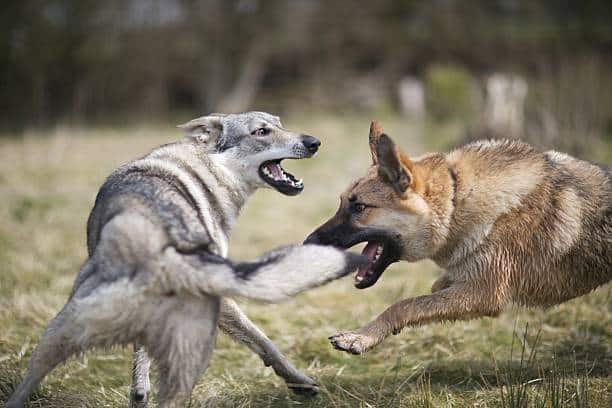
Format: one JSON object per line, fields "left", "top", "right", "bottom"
{"left": 353, "top": 240, "right": 401, "bottom": 289}
{"left": 258, "top": 159, "right": 304, "bottom": 196}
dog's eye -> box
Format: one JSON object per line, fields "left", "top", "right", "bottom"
{"left": 353, "top": 203, "right": 366, "bottom": 213}
{"left": 194, "top": 126, "right": 208, "bottom": 135}
{"left": 252, "top": 128, "right": 270, "bottom": 136}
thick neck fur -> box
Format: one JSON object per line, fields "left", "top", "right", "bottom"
{"left": 145, "top": 142, "right": 256, "bottom": 244}
{"left": 430, "top": 140, "right": 543, "bottom": 269}
{"left": 411, "top": 154, "right": 456, "bottom": 261}
{"left": 206, "top": 153, "right": 256, "bottom": 214}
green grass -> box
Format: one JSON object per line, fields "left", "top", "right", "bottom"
{"left": 0, "top": 116, "right": 610, "bottom": 407}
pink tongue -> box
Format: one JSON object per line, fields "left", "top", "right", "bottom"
{"left": 356, "top": 242, "right": 379, "bottom": 279}
{"left": 265, "top": 163, "right": 283, "bottom": 179}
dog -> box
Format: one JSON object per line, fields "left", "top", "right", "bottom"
{"left": 6, "top": 112, "right": 365, "bottom": 408}
{"left": 305, "top": 121, "right": 611, "bottom": 355}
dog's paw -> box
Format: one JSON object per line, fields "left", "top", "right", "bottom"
{"left": 286, "top": 374, "right": 319, "bottom": 397}
{"left": 287, "top": 381, "right": 319, "bottom": 397}
{"left": 329, "top": 331, "right": 376, "bottom": 355}
{"left": 129, "top": 390, "right": 149, "bottom": 408}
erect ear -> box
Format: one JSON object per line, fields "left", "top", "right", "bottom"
{"left": 369, "top": 120, "right": 384, "bottom": 165}
{"left": 177, "top": 115, "right": 224, "bottom": 144}
{"left": 376, "top": 134, "right": 415, "bottom": 196}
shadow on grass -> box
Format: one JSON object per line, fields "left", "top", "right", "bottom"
{"left": 423, "top": 329, "right": 610, "bottom": 390}
{"left": 0, "top": 367, "right": 94, "bottom": 408}
{"left": 1, "top": 331, "right": 609, "bottom": 407}
{"left": 196, "top": 329, "right": 611, "bottom": 407}
{"left": 188, "top": 337, "right": 611, "bottom": 408}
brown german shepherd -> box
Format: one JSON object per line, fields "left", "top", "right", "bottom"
{"left": 305, "top": 121, "right": 611, "bottom": 355}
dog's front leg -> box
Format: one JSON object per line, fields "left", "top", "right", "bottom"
{"left": 218, "top": 298, "right": 319, "bottom": 395}
{"left": 330, "top": 283, "right": 505, "bottom": 355}
{"left": 129, "top": 345, "right": 151, "bottom": 407}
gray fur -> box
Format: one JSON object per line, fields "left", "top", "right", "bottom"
{"left": 7, "top": 112, "right": 364, "bottom": 408}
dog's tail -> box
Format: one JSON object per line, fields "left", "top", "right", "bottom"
{"left": 158, "top": 244, "right": 366, "bottom": 303}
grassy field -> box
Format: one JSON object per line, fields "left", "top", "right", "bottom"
{"left": 0, "top": 115, "right": 610, "bottom": 407}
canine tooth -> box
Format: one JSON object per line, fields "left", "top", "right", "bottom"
{"left": 356, "top": 275, "right": 364, "bottom": 282}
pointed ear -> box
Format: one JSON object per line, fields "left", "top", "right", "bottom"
{"left": 369, "top": 120, "right": 384, "bottom": 165}
{"left": 376, "top": 134, "right": 414, "bottom": 196}
{"left": 177, "top": 115, "right": 224, "bottom": 144}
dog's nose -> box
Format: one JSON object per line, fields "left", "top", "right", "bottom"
{"left": 302, "top": 135, "right": 321, "bottom": 154}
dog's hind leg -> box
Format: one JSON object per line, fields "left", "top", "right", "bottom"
{"left": 219, "top": 298, "right": 319, "bottom": 396}
{"left": 6, "top": 303, "right": 81, "bottom": 408}
{"left": 129, "top": 344, "right": 151, "bottom": 408}
{"left": 149, "top": 297, "right": 220, "bottom": 408}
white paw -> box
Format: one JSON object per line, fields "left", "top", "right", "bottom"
{"left": 329, "top": 331, "right": 376, "bottom": 355}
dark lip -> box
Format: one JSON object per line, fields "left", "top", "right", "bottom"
{"left": 258, "top": 159, "right": 304, "bottom": 196}
{"left": 355, "top": 241, "right": 400, "bottom": 289}
{"left": 327, "top": 229, "right": 401, "bottom": 289}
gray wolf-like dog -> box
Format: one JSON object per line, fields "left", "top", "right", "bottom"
{"left": 306, "top": 121, "right": 611, "bottom": 355}
{"left": 6, "top": 112, "right": 365, "bottom": 407}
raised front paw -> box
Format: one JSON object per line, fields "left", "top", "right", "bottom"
{"left": 328, "top": 331, "right": 378, "bottom": 355}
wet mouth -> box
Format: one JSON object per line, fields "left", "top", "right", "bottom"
{"left": 258, "top": 159, "right": 304, "bottom": 196}
{"left": 353, "top": 240, "right": 400, "bottom": 289}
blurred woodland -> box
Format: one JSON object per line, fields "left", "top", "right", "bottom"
{"left": 2, "top": 0, "right": 612, "bottom": 158}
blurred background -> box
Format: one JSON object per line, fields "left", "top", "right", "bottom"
{"left": 1, "top": 1, "right": 611, "bottom": 407}
{"left": 2, "top": 0, "right": 612, "bottom": 160}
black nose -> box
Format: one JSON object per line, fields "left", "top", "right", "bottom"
{"left": 302, "top": 135, "right": 321, "bottom": 154}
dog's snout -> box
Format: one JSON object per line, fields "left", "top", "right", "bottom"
{"left": 302, "top": 135, "right": 321, "bottom": 154}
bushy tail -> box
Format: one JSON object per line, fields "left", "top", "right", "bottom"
{"left": 159, "top": 244, "right": 366, "bottom": 303}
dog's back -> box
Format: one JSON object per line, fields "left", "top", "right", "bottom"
{"left": 441, "top": 140, "right": 611, "bottom": 307}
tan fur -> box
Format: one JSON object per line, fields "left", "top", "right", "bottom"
{"left": 315, "top": 122, "right": 611, "bottom": 355}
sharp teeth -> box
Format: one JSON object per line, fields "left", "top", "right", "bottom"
{"left": 356, "top": 275, "right": 364, "bottom": 282}
{"left": 262, "top": 162, "right": 304, "bottom": 189}
{"left": 373, "top": 245, "right": 383, "bottom": 262}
